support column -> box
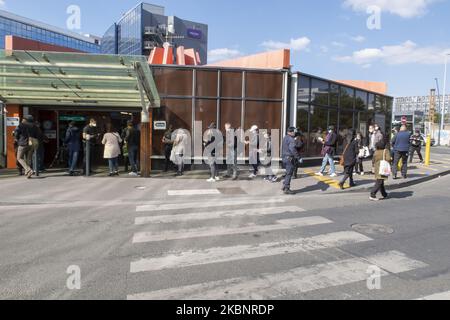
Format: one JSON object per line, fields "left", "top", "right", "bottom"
{"left": 140, "top": 109, "right": 153, "bottom": 178}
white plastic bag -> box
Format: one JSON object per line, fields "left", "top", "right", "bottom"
{"left": 379, "top": 150, "right": 391, "bottom": 177}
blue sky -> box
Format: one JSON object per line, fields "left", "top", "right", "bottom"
{"left": 1, "top": 0, "right": 449, "bottom": 97}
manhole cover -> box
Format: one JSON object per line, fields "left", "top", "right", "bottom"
{"left": 135, "top": 186, "right": 147, "bottom": 190}
{"left": 351, "top": 224, "right": 395, "bottom": 235}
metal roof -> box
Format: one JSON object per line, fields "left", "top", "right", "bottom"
{"left": 0, "top": 50, "right": 160, "bottom": 108}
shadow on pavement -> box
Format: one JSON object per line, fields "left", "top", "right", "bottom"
{"left": 295, "top": 181, "right": 330, "bottom": 194}
{"left": 388, "top": 191, "right": 414, "bottom": 199}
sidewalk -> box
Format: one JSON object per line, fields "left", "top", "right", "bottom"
{"left": 1, "top": 147, "right": 449, "bottom": 197}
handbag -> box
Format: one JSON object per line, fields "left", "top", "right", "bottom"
{"left": 379, "top": 150, "right": 391, "bottom": 177}
{"left": 339, "top": 143, "right": 350, "bottom": 166}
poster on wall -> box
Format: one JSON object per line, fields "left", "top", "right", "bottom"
{"left": 6, "top": 117, "right": 20, "bottom": 127}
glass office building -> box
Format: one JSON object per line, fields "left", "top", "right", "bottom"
{"left": 293, "top": 72, "right": 393, "bottom": 157}
{"left": 101, "top": 2, "right": 208, "bottom": 63}
{"left": 0, "top": 9, "right": 100, "bottom": 53}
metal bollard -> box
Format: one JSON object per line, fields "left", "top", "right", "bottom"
{"left": 33, "top": 149, "right": 39, "bottom": 177}
{"left": 425, "top": 135, "right": 431, "bottom": 166}
{"left": 85, "top": 137, "right": 91, "bottom": 177}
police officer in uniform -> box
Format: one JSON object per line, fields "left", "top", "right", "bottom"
{"left": 282, "top": 127, "right": 302, "bottom": 195}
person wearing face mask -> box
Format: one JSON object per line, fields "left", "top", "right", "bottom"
{"left": 82, "top": 118, "right": 99, "bottom": 176}
{"left": 315, "top": 126, "right": 338, "bottom": 177}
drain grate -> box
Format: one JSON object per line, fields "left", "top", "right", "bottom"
{"left": 351, "top": 224, "right": 395, "bottom": 235}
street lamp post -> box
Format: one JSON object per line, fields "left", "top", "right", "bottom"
{"left": 439, "top": 54, "right": 450, "bottom": 146}
{"left": 436, "top": 78, "right": 442, "bottom": 145}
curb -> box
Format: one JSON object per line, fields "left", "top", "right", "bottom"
{"left": 330, "top": 169, "right": 450, "bottom": 195}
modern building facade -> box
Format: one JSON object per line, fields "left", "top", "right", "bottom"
{"left": 101, "top": 2, "right": 208, "bottom": 64}
{"left": 0, "top": 9, "right": 100, "bottom": 53}
{"left": 292, "top": 73, "right": 393, "bottom": 157}
{"left": 395, "top": 95, "right": 450, "bottom": 116}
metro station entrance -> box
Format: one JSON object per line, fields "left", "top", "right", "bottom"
{"left": 30, "top": 106, "right": 141, "bottom": 169}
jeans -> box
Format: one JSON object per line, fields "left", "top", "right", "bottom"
{"left": 371, "top": 179, "right": 387, "bottom": 198}
{"left": 208, "top": 157, "right": 217, "bottom": 178}
{"left": 68, "top": 150, "right": 79, "bottom": 173}
{"left": 17, "top": 145, "right": 32, "bottom": 173}
{"left": 37, "top": 145, "right": 45, "bottom": 170}
{"left": 128, "top": 145, "right": 138, "bottom": 172}
{"left": 226, "top": 151, "right": 238, "bottom": 178}
{"left": 393, "top": 151, "right": 409, "bottom": 178}
{"left": 340, "top": 165, "right": 355, "bottom": 186}
{"left": 108, "top": 157, "right": 119, "bottom": 174}
{"left": 409, "top": 146, "right": 423, "bottom": 163}
{"left": 283, "top": 157, "right": 295, "bottom": 190}
{"left": 320, "top": 153, "right": 336, "bottom": 175}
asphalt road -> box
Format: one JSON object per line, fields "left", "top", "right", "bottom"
{"left": 1, "top": 165, "right": 450, "bottom": 300}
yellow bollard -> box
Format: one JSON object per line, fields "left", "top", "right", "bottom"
{"left": 425, "top": 135, "right": 431, "bottom": 166}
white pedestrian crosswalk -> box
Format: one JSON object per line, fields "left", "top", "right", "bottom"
{"left": 416, "top": 291, "right": 450, "bottom": 300}
{"left": 127, "top": 197, "right": 432, "bottom": 300}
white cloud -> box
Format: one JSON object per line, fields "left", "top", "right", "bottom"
{"left": 332, "top": 41, "right": 346, "bottom": 48}
{"left": 334, "top": 41, "right": 450, "bottom": 66}
{"left": 351, "top": 35, "right": 366, "bottom": 43}
{"left": 208, "top": 48, "right": 242, "bottom": 62}
{"left": 0, "top": 0, "right": 5, "bottom": 7}
{"left": 343, "top": 0, "right": 438, "bottom": 18}
{"left": 261, "top": 37, "right": 311, "bottom": 52}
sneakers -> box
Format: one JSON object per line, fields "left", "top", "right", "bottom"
{"left": 249, "top": 173, "right": 257, "bottom": 179}
{"left": 284, "top": 189, "right": 296, "bottom": 195}
{"left": 215, "top": 176, "right": 221, "bottom": 181}
{"left": 207, "top": 178, "right": 216, "bottom": 182}
{"left": 369, "top": 196, "right": 379, "bottom": 201}
{"left": 315, "top": 172, "right": 324, "bottom": 177}
{"left": 330, "top": 173, "right": 338, "bottom": 178}
{"left": 129, "top": 172, "right": 139, "bottom": 177}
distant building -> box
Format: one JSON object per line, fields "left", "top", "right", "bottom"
{"left": 395, "top": 95, "right": 450, "bottom": 115}
{"left": 101, "top": 2, "right": 208, "bottom": 64}
{"left": 0, "top": 9, "right": 100, "bottom": 53}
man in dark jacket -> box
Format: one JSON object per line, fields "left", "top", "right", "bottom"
{"left": 14, "top": 115, "right": 39, "bottom": 178}
{"left": 123, "top": 120, "right": 140, "bottom": 175}
{"left": 409, "top": 129, "right": 424, "bottom": 164}
{"left": 392, "top": 125, "right": 411, "bottom": 179}
{"left": 224, "top": 123, "right": 239, "bottom": 180}
{"left": 65, "top": 121, "right": 81, "bottom": 176}
{"left": 282, "top": 127, "right": 302, "bottom": 195}
{"left": 339, "top": 130, "right": 359, "bottom": 189}
{"left": 316, "top": 126, "right": 338, "bottom": 177}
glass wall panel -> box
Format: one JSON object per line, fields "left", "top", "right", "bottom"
{"left": 340, "top": 86, "right": 355, "bottom": 110}
{"left": 220, "top": 100, "right": 242, "bottom": 129}
{"left": 309, "top": 106, "right": 337, "bottom": 157}
{"left": 221, "top": 71, "right": 242, "bottom": 98}
{"left": 338, "top": 110, "right": 355, "bottom": 154}
{"left": 196, "top": 70, "right": 218, "bottom": 97}
{"left": 368, "top": 93, "right": 376, "bottom": 111}
{"left": 297, "top": 104, "right": 309, "bottom": 133}
{"left": 154, "top": 68, "right": 193, "bottom": 96}
{"left": 244, "top": 101, "right": 282, "bottom": 131}
{"left": 311, "top": 78, "right": 330, "bottom": 106}
{"left": 246, "top": 72, "right": 283, "bottom": 100}
{"left": 355, "top": 90, "right": 368, "bottom": 110}
{"left": 152, "top": 98, "right": 192, "bottom": 156}
{"left": 195, "top": 99, "right": 217, "bottom": 133}
{"left": 330, "top": 83, "right": 339, "bottom": 107}
{"left": 298, "top": 76, "right": 311, "bottom": 103}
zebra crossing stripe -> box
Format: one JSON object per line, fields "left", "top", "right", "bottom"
{"left": 135, "top": 206, "right": 306, "bottom": 225}
{"left": 416, "top": 291, "right": 450, "bottom": 300}
{"left": 136, "top": 199, "right": 286, "bottom": 212}
{"left": 132, "top": 216, "right": 333, "bottom": 243}
{"left": 127, "top": 250, "right": 428, "bottom": 300}
{"left": 130, "top": 231, "right": 373, "bottom": 273}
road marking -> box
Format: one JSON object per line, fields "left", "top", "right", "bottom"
{"left": 416, "top": 291, "right": 450, "bottom": 300}
{"left": 132, "top": 216, "right": 333, "bottom": 243}
{"left": 130, "top": 231, "right": 373, "bottom": 273}
{"left": 304, "top": 170, "right": 341, "bottom": 190}
{"left": 127, "top": 251, "right": 427, "bottom": 300}
{"left": 135, "top": 206, "right": 306, "bottom": 225}
{"left": 167, "top": 189, "right": 221, "bottom": 196}
{"left": 136, "top": 199, "right": 285, "bottom": 212}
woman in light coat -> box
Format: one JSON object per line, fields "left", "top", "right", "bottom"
{"left": 102, "top": 124, "right": 122, "bottom": 176}
{"left": 171, "top": 129, "right": 187, "bottom": 176}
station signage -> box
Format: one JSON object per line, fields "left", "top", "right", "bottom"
{"left": 187, "top": 28, "right": 202, "bottom": 40}
{"left": 6, "top": 117, "right": 20, "bottom": 127}
{"left": 154, "top": 121, "right": 167, "bottom": 131}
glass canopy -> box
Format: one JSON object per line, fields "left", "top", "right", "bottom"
{"left": 0, "top": 50, "right": 160, "bottom": 108}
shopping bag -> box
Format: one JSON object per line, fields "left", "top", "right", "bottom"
{"left": 379, "top": 150, "right": 391, "bottom": 177}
